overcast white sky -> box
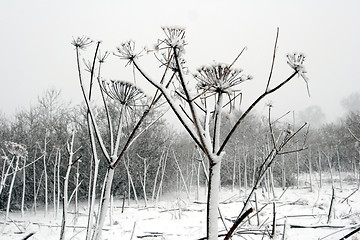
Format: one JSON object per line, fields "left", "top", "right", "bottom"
{"left": 1, "top": 0, "right": 359, "bottom": 125}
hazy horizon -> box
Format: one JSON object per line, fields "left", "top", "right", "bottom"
{"left": 1, "top": 0, "right": 359, "bottom": 125}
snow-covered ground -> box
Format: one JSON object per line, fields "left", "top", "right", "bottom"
{"left": 1, "top": 173, "right": 359, "bottom": 240}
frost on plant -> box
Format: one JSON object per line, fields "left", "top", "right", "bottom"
{"left": 161, "top": 26, "right": 186, "bottom": 50}
{"left": 151, "top": 27, "right": 187, "bottom": 72}
{"left": 286, "top": 53, "right": 310, "bottom": 96}
{"left": 194, "top": 64, "right": 252, "bottom": 95}
{"left": 114, "top": 41, "right": 139, "bottom": 66}
{"left": 71, "top": 36, "right": 93, "bottom": 50}
{"left": 101, "top": 79, "right": 147, "bottom": 118}
{"left": 4, "top": 141, "right": 28, "bottom": 158}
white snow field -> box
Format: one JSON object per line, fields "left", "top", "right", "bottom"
{"left": 1, "top": 173, "right": 359, "bottom": 240}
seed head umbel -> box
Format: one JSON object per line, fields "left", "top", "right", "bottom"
{"left": 286, "top": 53, "right": 310, "bottom": 96}
{"left": 194, "top": 64, "right": 252, "bottom": 94}
{"left": 101, "top": 80, "right": 146, "bottom": 108}
{"left": 114, "top": 41, "right": 138, "bottom": 66}
{"left": 161, "top": 26, "right": 186, "bottom": 49}
{"left": 71, "top": 36, "right": 93, "bottom": 50}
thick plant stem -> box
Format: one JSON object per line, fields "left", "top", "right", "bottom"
{"left": 207, "top": 160, "right": 221, "bottom": 240}
{"left": 92, "top": 167, "right": 115, "bottom": 240}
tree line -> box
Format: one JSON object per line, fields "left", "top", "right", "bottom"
{"left": 0, "top": 88, "right": 359, "bottom": 212}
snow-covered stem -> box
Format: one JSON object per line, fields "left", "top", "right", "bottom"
{"left": 226, "top": 122, "right": 308, "bottom": 239}
{"left": 348, "top": 127, "right": 360, "bottom": 142}
{"left": 42, "top": 136, "right": 48, "bottom": 216}
{"left": 74, "top": 161, "right": 80, "bottom": 223}
{"left": 336, "top": 146, "right": 343, "bottom": 191}
{"left": 132, "top": 59, "right": 203, "bottom": 151}
{"left": 173, "top": 150, "right": 191, "bottom": 199}
{"left": 212, "top": 93, "right": 224, "bottom": 153}
{"left": 218, "top": 70, "right": 298, "bottom": 155}
{"left": 113, "top": 106, "right": 124, "bottom": 156}
{"left": 75, "top": 45, "right": 111, "bottom": 163}
{"left": 0, "top": 154, "right": 14, "bottom": 195}
{"left": 33, "top": 156, "right": 37, "bottom": 215}
{"left": 156, "top": 152, "right": 168, "bottom": 204}
{"left": 207, "top": 159, "right": 222, "bottom": 240}
{"left": 5, "top": 156, "right": 20, "bottom": 227}
{"left": 92, "top": 167, "right": 115, "bottom": 240}
{"left": 308, "top": 149, "right": 313, "bottom": 192}
{"left": 96, "top": 59, "right": 114, "bottom": 154}
{"left": 53, "top": 151, "right": 57, "bottom": 218}
{"left": 318, "top": 147, "right": 322, "bottom": 188}
{"left": 21, "top": 156, "right": 27, "bottom": 218}
{"left": 85, "top": 118, "right": 100, "bottom": 240}
{"left": 172, "top": 47, "right": 212, "bottom": 163}
{"left": 60, "top": 131, "right": 75, "bottom": 240}
{"left": 138, "top": 154, "right": 148, "bottom": 207}
{"left": 57, "top": 150, "right": 61, "bottom": 218}
{"left": 152, "top": 148, "right": 165, "bottom": 202}
{"left": 124, "top": 157, "right": 139, "bottom": 206}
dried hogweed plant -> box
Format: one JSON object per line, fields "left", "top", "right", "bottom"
{"left": 101, "top": 79, "right": 147, "bottom": 120}
{"left": 4, "top": 141, "right": 28, "bottom": 158}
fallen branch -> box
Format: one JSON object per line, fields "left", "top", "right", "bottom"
{"left": 22, "top": 232, "right": 35, "bottom": 240}
{"left": 339, "top": 225, "right": 360, "bottom": 240}
{"left": 277, "top": 224, "right": 346, "bottom": 229}
{"left": 341, "top": 189, "right": 358, "bottom": 203}
{"left": 223, "top": 208, "right": 254, "bottom": 240}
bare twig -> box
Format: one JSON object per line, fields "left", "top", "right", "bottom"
{"left": 266, "top": 27, "right": 279, "bottom": 92}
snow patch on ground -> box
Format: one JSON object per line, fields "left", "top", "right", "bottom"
{"left": 1, "top": 173, "right": 360, "bottom": 239}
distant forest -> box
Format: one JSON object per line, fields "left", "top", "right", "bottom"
{"left": 0, "top": 88, "right": 359, "bottom": 210}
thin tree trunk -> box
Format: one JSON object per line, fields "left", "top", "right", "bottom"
{"left": 21, "top": 156, "right": 26, "bottom": 218}
{"left": 43, "top": 136, "right": 48, "bottom": 216}
{"left": 74, "top": 162, "right": 80, "bottom": 226}
{"left": 326, "top": 150, "right": 334, "bottom": 187}
{"left": 336, "top": 146, "right": 343, "bottom": 191}
{"left": 296, "top": 145, "right": 300, "bottom": 189}
{"left": 156, "top": 153, "right": 167, "bottom": 204}
{"left": 282, "top": 155, "right": 286, "bottom": 190}
{"left": 232, "top": 155, "right": 236, "bottom": 192}
{"left": 5, "top": 156, "right": 19, "bottom": 227}
{"left": 308, "top": 149, "right": 313, "bottom": 192}
{"left": 124, "top": 158, "right": 138, "bottom": 206}
{"left": 196, "top": 160, "right": 201, "bottom": 201}
{"left": 173, "top": 150, "right": 190, "bottom": 199}
{"left": 57, "top": 150, "right": 61, "bottom": 217}
{"left": 252, "top": 148, "right": 257, "bottom": 187}
{"left": 33, "top": 162, "right": 37, "bottom": 215}
{"left": 238, "top": 156, "right": 242, "bottom": 196}
{"left": 244, "top": 152, "right": 248, "bottom": 194}
{"left": 152, "top": 152, "right": 163, "bottom": 202}
{"left": 140, "top": 156, "right": 148, "bottom": 207}
{"left": 53, "top": 152, "right": 57, "bottom": 218}
{"left": 59, "top": 132, "right": 75, "bottom": 240}
{"left": 318, "top": 147, "right": 322, "bottom": 188}
{"left": 270, "top": 166, "right": 276, "bottom": 199}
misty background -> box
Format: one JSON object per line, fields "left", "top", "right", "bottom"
{"left": 1, "top": 0, "right": 359, "bottom": 126}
